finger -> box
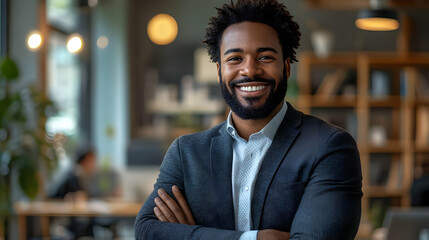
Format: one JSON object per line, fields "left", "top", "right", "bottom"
{"left": 154, "top": 196, "right": 178, "bottom": 223}
{"left": 154, "top": 206, "right": 168, "bottom": 222}
{"left": 283, "top": 232, "right": 290, "bottom": 240}
{"left": 172, "top": 185, "right": 196, "bottom": 225}
{"left": 158, "top": 188, "right": 188, "bottom": 223}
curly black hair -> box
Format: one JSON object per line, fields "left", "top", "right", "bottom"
{"left": 203, "top": 0, "right": 301, "bottom": 63}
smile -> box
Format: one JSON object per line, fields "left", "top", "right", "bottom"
{"left": 239, "top": 85, "right": 267, "bottom": 92}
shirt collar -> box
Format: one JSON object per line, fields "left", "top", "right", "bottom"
{"left": 226, "top": 101, "right": 288, "bottom": 141}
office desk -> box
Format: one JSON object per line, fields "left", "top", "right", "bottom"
{"left": 14, "top": 200, "right": 142, "bottom": 240}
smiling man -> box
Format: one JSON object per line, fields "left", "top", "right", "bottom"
{"left": 134, "top": 1, "right": 362, "bottom": 240}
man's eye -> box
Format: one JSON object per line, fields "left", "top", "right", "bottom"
{"left": 227, "top": 56, "right": 242, "bottom": 62}
{"left": 259, "top": 56, "right": 274, "bottom": 61}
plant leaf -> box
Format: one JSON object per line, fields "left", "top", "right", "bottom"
{"left": 18, "top": 165, "right": 39, "bottom": 200}
{"left": 0, "top": 57, "right": 19, "bottom": 81}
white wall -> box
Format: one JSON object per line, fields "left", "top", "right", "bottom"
{"left": 9, "top": 0, "right": 39, "bottom": 84}
{"left": 91, "top": 0, "right": 129, "bottom": 167}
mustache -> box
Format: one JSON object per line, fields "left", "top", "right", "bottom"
{"left": 229, "top": 77, "right": 275, "bottom": 88}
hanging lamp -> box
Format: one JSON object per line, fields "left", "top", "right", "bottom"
{"left": 355, "top": 0, "right": 399, "bottom": 31}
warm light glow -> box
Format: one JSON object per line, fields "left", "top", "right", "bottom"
{"left": 67, "top": 34, "right": 84, "bottom": 54}
{"left": 27, "top": 31, "right": 43, "bottom": 51}
{"left": 355, "top": 17, "right": 399, "bottom": 31}
{"left": 88, "top": 0, "right": 98, "bottom": 7}
{"left": 97, "top": 36, "right": 109, "bottom": 49}
{"left": 147, "top": 13, "right": 178, "bottom": 45}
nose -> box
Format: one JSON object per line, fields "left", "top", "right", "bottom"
{"left": 239, "top": 58, "right": 263, "bottom": 79}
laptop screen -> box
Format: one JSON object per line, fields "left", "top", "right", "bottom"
{"left": 384, "top": 208, "right": 429, "bottom": 240}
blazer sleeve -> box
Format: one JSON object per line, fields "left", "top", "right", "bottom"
{"left": 134, "top": 138, "right": 244, "bottom": 240}
{"left": 289, "top": 130, "right": 363, "bottom": 240}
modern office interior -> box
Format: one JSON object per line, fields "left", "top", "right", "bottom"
{"left": 1, "top": 0, "right": 429, "bottom": 239}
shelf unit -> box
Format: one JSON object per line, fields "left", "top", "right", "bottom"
{"left": 297, "top": 51, "right": 429, "bottom": 228}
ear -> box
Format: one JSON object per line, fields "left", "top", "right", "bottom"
{"left": 216, "top": 62, "right": 220, "bottom": 83}
{"left": 284, "top": 57, "right": 291, "bottom": 79}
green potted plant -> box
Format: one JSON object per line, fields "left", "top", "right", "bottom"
{"left": 0, "top": 56, "right": 58, "bottom": 237}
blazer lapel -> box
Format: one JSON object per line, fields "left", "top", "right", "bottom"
{"left": 251, "top": 103, "right": 302, "bottom": 229}
{"left": 210, "top": 124, "right": 235, "bottom": 230}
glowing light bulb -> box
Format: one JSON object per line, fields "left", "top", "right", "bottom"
{"left": 355, "top": 17, "right": 399, "bottom": 31}
{"left": 147, "top": 13, "right": 178, "bottom": 45}
{"left": 97, "top": 36, "right": 109, "bottom": 49}
{"left": 67, "top": 34, "right": 84, "bottom": 54}
{"left": 88, "top": 0, "right": 98, "bottom": 7}
{"left": 27, "top": 31, "right": 43, "bottom": 51}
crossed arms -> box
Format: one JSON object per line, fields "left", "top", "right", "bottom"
{"left": 134, "top": 124, "right": 362, "bottom": 240}
{"left": 153, "top": 185, "right": 290, "bottom": 240}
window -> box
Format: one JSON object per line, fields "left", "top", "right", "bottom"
{"left": 45, "top": 31, "right": 80, "bottom": 136}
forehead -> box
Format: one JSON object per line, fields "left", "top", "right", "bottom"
{"left": 220, "top": 21, "right": 281, "bottom": 54}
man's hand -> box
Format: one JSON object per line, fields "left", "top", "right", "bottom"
{"left": 154, "top": 185, "right": 196, "bottom": 225}
{"left": 257, "top": 229, "right": 290, "bottom": 240}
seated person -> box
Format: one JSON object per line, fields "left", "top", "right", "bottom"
{"left": 51, "top": 147, "right": 121, "bottom": 238}
{"left": 52, "top": 147, "right": 97, "bottom": 201}
{"left": 411, "top": 165, "right": 429, "bottom": 206}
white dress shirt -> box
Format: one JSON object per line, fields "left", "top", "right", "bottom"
{"left": 226, "top": 102, "right": 288, "bottom": 240}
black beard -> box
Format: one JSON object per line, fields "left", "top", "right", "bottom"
{"left": 219, "top": 68, "right": 288, "bottom": 120}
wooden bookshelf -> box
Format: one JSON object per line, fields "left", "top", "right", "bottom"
{"left": 297, "top": 51, "right": 429, "bottom": 230}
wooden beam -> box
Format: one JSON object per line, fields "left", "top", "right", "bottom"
{"left": 305, "top": 0, "right": 369, "bottom": 9}
{"left": 397, "top": 14, "right": 411, "bottom": 56}
{"left": 38, "top": 0, "right": 48, "bottom": 93}
{"left": 305, "top": 0, "right": 429, "bottom": 9}
{"left": 391, "top": 0, "right": 429, "bottom": 8}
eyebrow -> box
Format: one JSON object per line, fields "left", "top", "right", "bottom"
{"left": 257, "top": 47, "right": 278, "bottom": 53}
{"left": 223, "top": 48, "right": 243, "bottom": 55}
{"left": 223, "top": 47, "right": 278, "bottom": 55}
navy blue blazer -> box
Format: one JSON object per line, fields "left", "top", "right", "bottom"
{"left": 135, "top": 103, "right": 362, "bottom": 240}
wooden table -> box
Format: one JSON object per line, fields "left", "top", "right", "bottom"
{"left": 14, "top": 200, "right": 143, "bottom": 240}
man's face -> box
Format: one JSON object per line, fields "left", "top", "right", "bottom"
{"left": 217, "top": 21, "right": 290, "bottom": 120}
{"left": 82, "top": 153, "right": 96, "bottom": 174}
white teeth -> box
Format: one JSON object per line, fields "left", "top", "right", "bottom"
{"left": 240, "top": 85, "right": 267, "bottom": 92}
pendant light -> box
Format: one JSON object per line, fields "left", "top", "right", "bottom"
{"left": 355, "top": 0, "right": 399, "bottom": 31}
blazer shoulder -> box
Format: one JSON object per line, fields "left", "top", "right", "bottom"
{"left": 177, "top": 121, "right": 226, "bottom": 145}
{"left": 300, "top": 111, "right": 355, "bottom": 143}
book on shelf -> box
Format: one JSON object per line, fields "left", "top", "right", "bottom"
{"left": 369, "top": 154, "right": 402, "bottom": 189}
{"left": 415, "top": 70, "right": 429, "bottom": 98}
{"left": 400, "top": 68, "right": 409, "bottom": 98}
{"left": 386, "top": 159, "right": 403, "bottom": 190}
{"left": 371, "top": 70, "right": 391, "bottom": 99}
{"left": 416, "top": 106, "right": 429, "bottom": 148}
{"left": 315, "top": 68, "right": 347, "bottom": 100}
{"left": 369, "top": 155, "right": 390, "bottom": 186}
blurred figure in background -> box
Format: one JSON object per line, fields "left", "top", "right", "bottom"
{"left": 52, "top": 146, "right": 121, "bottom": 200}
{"left": 411, "top": 162, "right": 429, "bottom": 206}
{"left": 50, "top": 147, "right": 122, "bottom": 239}
{"left": 53, "top": 147, "right": 97, "bottom": 201}
{"left": 50, "top": 147, "right": 98, "bottom": 239}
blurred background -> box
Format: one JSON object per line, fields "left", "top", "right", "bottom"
{"left": 1, "top": 0, "right": 429, "bottom": 239}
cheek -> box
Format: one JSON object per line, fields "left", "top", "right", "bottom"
{"left": 220, "top": 68, "right": 234, "bottom": 85}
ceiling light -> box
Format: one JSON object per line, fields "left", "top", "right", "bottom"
{"left": 67, "top": 34, "right": 84, "bottom": 54}
{"left": 27, "top": 30, "right": 43, "bottom": 51}
{"left": 88, "top": 0, "right": 98, "bottom": 7}
{"left": 356, "top": 0, "right": 399, "bottom": 31}
{"left": 147, "top": 13, "right": 178, "bottom": 45}
{"left": 97, "top": 36, "right": 109, "bottom": 49}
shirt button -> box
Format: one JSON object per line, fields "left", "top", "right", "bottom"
{"left": 245, "top": 186, "right": 249, "bottom": 191}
